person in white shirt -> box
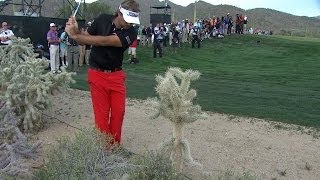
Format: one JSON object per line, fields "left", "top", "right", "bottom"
{"left": 153, "top": 24, "right": 164, "bottom": 58}
{"left": 243, "top": 15, "right": 248, "bottom": 34}
{"left": 0, "top": 22, "right": 15, "bottom": 45}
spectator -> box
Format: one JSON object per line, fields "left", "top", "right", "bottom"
{"left": 215, "top": 17, "right": 221, "bottom": 34}
{"left": 0, "top": 21, "right": 15, "bottom": 45}
{"left": 235, "top": 14, "right": 243, "bottom": 34}
{"left": 191, "top": 26, "right": 200, "bottom": 48}
{"left": 85, "top": 44, "right": 91, "bottom": 66}
{"left": 137, "top": 25, "right": 142, "bottom": 45}
{"left": 67, "top": 33, "right": 79, "bottom": 72}
{"left": 227, "top": 16, "right": 233, "bottom": 35}
{"left": 224, "top": 13, "right": 230, "bottom": 35}
{"left": 171, "top": 26, "right": 180, "bottom": 53}
{"left": 244, "top": 15, "right": 248, "bottom": 33}
{"left": 239, "top": 14, "right": 244, "bottom": 34}
{"left": 146, "top": 24, "right": 153, "bottom": 47}
{"left": 128, "top": 38, "right": 138, "bottom": 64}
{"left": 221, "top": 16, "right": 225, "bottom": 34}
{"left": 153, "top": 24, "right": 164, "bottom": 58}
{"left": 168, "top": 24, "right": 173, "bottom": 46}
{"left": 182, "top": 19, "right": 188, "bottom": 43}
{"left": 59, "top": 27, "right": 68, "bottom": 67}
{"left": 141, "top": 26, "right": 147, "bottom": 46}
{"left": 162, "top": 23, "right": 168, "bottom": 47}
{"left": 47, "top": 23, "right": 61, "bottom": 73}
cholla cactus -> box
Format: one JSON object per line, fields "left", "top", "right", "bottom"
{"left": 0, "top": 37, "right": 75, "bottom": 132}
{"left": 147, "top": 67, "right": 207, "bottom": 171}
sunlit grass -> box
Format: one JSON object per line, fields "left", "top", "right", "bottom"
{"left": 71, "top": 35, "right": 320, "bottom": 128}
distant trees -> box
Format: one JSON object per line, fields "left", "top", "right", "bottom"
{"left": 279, "top": 28, "right": 320, "bottom": 38}
{"left": 84, "top": 1, "right": 111, "bottom": 21}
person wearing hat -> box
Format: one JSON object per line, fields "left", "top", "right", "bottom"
{"left": 47, "top": 23, "right": 61, "bottom": 73}
{"left": 65, "top": 0, "right": 140, "bottom": 145}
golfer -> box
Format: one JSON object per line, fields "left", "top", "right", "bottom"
{"left": 65, "top": 0, "right": 140, "bottom": 144}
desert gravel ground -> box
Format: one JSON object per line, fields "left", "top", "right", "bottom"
{"left": 33, "top": 89, "right": 320, "bottom": 180}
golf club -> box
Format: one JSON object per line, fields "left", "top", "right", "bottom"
{"left": 72, "top": 0, "right": 83, "bottom": 17}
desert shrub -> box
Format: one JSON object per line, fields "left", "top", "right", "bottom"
{"left": 34, "top": 129, "right": 127, "bottom": 179}
{"left": 127, "top": 150, "right": 186, "bottom": 180}
{"left": 34, "top": 129, "right": 184, "bottom": 180}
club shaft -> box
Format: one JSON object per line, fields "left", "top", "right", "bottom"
{"left": 72, "top": 1, "right": 81, "bottom": 17}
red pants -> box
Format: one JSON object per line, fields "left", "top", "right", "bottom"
{"left": 88, "top": 68, "right": 126, "bottom": 144}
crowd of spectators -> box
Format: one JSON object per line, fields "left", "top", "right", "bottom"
{"left": 133, "top": 13, "right": 253, "bottom": 59}
{"left": 0, "top": 20, "right": 92, "bottom": 74}
{"left": 1, "top": 12, "right": 274, "bottom": 69}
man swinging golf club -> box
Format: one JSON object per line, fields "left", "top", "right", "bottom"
{"left": 65, "top": 0, "right": 140, "bottom": 145}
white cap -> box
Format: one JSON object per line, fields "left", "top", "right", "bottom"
{"left": 119, "top": 5, "right": 140, "bottom": 24}
{"left": 50, "top": 23, "right": 56, "bottom": 27}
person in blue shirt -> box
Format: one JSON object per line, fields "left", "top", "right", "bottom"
{"left": 59, "top": 27, "right": 69, "bottom": 67}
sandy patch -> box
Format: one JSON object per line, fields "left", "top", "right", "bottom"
{"left": 32, "top": 89, "right": 320, "bottom": 179}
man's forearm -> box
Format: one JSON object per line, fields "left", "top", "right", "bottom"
{"left": 72, "top": 33, "right": 122, "bottom": 47}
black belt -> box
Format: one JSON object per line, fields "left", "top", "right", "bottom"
{"left": 90, "top": 66, "right": 122, "bottom": 73}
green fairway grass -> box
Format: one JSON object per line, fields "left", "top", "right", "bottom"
{"left": 71, "top": 35, "right": 320, "bottom": 128}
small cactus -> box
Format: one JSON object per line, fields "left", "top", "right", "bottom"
{"left": 146, "top": 67, "right": 207, "bottom": 171}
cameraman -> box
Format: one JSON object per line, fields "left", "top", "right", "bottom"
{"left": 0, "top": 22, "right": 15, "bottom": 45}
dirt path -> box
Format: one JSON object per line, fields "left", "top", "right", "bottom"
{"left": 34, "top": 89, "right": 320, "bottom": 180}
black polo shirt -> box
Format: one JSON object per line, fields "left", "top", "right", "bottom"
{"left": 87, "top": 14, "right": 137, "bottom": 70}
